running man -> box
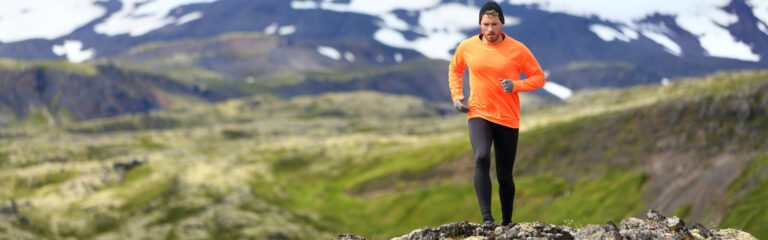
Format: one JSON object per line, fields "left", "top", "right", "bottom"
{"left": 448, "top": 1, "right": 546, "bottom": 226}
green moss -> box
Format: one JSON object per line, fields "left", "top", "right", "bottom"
{"left": 161, "top": 66, "right": 222, "bottom": 82}
{"left": 515, "top": 174, "right": 570, "bottom": 197}
{"left": 120, "top": 165, "right": 152, "bottom": 186}
{"left": 207, "top": 211, "right": 245, "bottom": 240}
{"left": 91, "top": 213, "right": 121, "bottom": 235}
{"left": 15, "top": 171, "right": 74, "bottom": 189}
{"left": 6, "top": 171, "right": 76, "bottom": 198}
{"left": 55, "top": 107, "right": 76, "bottom": 125}
{"left": 517, "top": 114, "right": 608, "bottom": 175}
{"left": 68, "top": 115, "right": 180, "bottom": 133}
{"left": 13, "top": 212, "right": 52, "bottom": 237}
{"left": 515, "top": 170, "right": 649, "bottom": 225}
{"left": 361, "top": 182, "right": 479, "bottom": 238}
{"left": 253, "top": 124, "right": 648, "bottom": 238}
{"left": 83, "top": 144, "right": 131, "bottom": 160}
{"left": 165, "top": 228, "right": 178, "bottom": 240}
{"left": 125, "top": 39, "right": 197, "bottom": 56}
{"left": 153, "top": 207, "right": 205, "bottom": 225}
{"left": 0, "top": 58, "right": 98, "bottom": 76}
{"left": 221, "top": 129, "right": 251, "bottom": 140}
{"left": 119, "top": 175, "right": 173, "bottom": 211}
{"left": 37, "top": 61, "right": 98, "bottom": 76}
{"left": 269, "top": 169, "right": 649, "bottom": 239}
{"left": 341, "top": 138, "right": 470, "bottom": 190}
{"left": 137, "top": 135, "right": 165, "bottom": 151}
{"left": 25, "top": 111, "right": 48, "bottom": 127}
{"left": 673, "top": 204, "right": 692, "bottom": 219}
{"left": 720, "top": 180, "right": 768, "bottom": 239}
{"left": 720, "top": 153, "right": 768, "bottom": 240}
{"left": 271, "top": 149, "right": 321, "bottom": 175}
{"left": 0, "top": 151, "right": 8, "bottom": 165}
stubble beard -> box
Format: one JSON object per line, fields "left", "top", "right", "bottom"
{"left": 485, "top": 31, "right": 498, "bottom": 43}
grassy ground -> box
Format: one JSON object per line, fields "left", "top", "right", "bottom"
{"left": 0, "top": 58, "right": 98, "bottom": 76}
{"left": 719, "top": 153, "right": 768, "bottom": 238}
{"left": 1, "top": 70, "right": 767, "bottom": 239}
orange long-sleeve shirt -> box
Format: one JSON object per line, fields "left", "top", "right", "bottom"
{"left": 449, "top": 33, "right": 546, "bottom": 129}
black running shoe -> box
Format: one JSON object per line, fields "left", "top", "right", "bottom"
{"left": 499, "top": 219, "right": 513, "bottom": 226}
{"left": 482, "top": 217, "right": 495, "bottom": 226}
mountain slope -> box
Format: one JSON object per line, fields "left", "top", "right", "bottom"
{"left": 1, "top": 70, "right": 767, "bottom": 239}
{"left": 110, "top": 32, "right": 455, "bottom": 101}
{"left": 307, "top": 70, "right": 768, "bottom": 237}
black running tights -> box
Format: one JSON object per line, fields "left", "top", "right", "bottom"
{"left": 468, "top": 117, "right": 519, "bottom": 223}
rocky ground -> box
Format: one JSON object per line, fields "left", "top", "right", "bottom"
{"left": 338, "top": 210, "right": 756, "bottom": 240}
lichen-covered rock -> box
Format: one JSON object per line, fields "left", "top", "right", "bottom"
{"left": 390, "top": 221, "right": 478, "bottom": 240}
{"left": 689, "top": 222, "right": 717, "bottom": 240}
{"left": 620, "top": 217, "right": 684, "bottom": 240}
{"left": 376, "top": 209, "right": 758, "bottom": 240}
{"left": 646, "top": 209, "right": 667, "bottom": 222}
{"left": 498, "top": 222, "right": 575, "bottom": 240}
{"left": 663, "top": 216, "right": 694, "bottom": 239}
{"left": 714, "top": 229, "right": 757, "bottom": 240}
{"left": 574, "top": 222, "right": 621, "bottom": 240}
{"left": 337, "top": 233, "right": 366, "bottom": 240}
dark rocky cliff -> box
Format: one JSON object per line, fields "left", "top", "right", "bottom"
{"left": 0, "top": 63, "right": 241, "bottom": 124}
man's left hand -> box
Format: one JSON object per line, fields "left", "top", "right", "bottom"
{"left": 500, "top": 79, "right": 514, "bottom": 92}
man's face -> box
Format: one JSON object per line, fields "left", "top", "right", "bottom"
{"left": 480, "top": 14, "right": 502, "bottom": 43}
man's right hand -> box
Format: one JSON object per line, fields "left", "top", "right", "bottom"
{"left": 454, "top": 97, "right": 470, "bottom": 113}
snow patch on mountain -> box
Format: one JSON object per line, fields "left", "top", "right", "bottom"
{"left": 278, "top": 25, "right": 296, "bottom": 35}
{"left": 292, "top": 1, "right": 518, "bottom": 60}
{"left": 380, "top": 12, "right": 410, "bottom": 30}
{"left": 509, "top": 0, "right": 760, "bottom": 62}
{"left": 52, "top": 40, "right": 95, "bottom": 63}
{"left": 344, "top": 51, "right": 355, "bottom": 62}
{"left": 677, "top": 14, "right": 759, "bottom": 61}
{"left": 177, "top": 11, "right": 203, "bottom": 25}
{"left": 376, "top": 3, "right": 487, "bottom": 60}
{"left": 543, "top": 81, "right": 573, "bottom": 99}
{"left": 291, "top": 0, "right": 441, "bottom": 15}
{"left": 748, "top": 0, "right": 768, "bottom": 27}
{"left": 318, "top": 46, "right": 341, "bottom": 60}
{"left": 94, "top": 0, "right": 218, "bottom": 37}
{"left": 641, "top": 31, "right": 682, "bottom": 56}
{"left": 373, "top": 27, "right": 464, "bottom": 60}
{"left": 589, "top": 24, "right": 638, "bottom": 42}
{"left": 264, "top": 22, "right": 278, "bottom": 35}
{"left": 0, "top": 0, "right": 105, "bottom": 43}
{"left": 759, "top": 22, "right": 768, "bottom": 36}
{"left": 263, "top": 22, "right": 295, "bottom": 36}
{"left": 540, "top": 70, "right": 572, "bottom": 99}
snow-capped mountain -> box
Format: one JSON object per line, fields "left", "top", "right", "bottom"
{"left": 1, "top": 0, "right": 767, "bottom": 100}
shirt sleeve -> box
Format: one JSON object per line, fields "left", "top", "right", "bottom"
{"left": 448, "top": 42, "right": 467, "bottom": 102}
{"left": 512, "top": 44, "right": 546, "bottom": 92}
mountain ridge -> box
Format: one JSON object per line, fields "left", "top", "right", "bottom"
{"left": 1, "top": 0, "right": 767, "bottom": 100}
{"left": 0, "top": 59, "right": 242, "bottom": 126}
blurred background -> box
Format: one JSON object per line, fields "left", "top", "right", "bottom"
{"left": 1, "top": 0, "right": 767, "bottom": 239}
